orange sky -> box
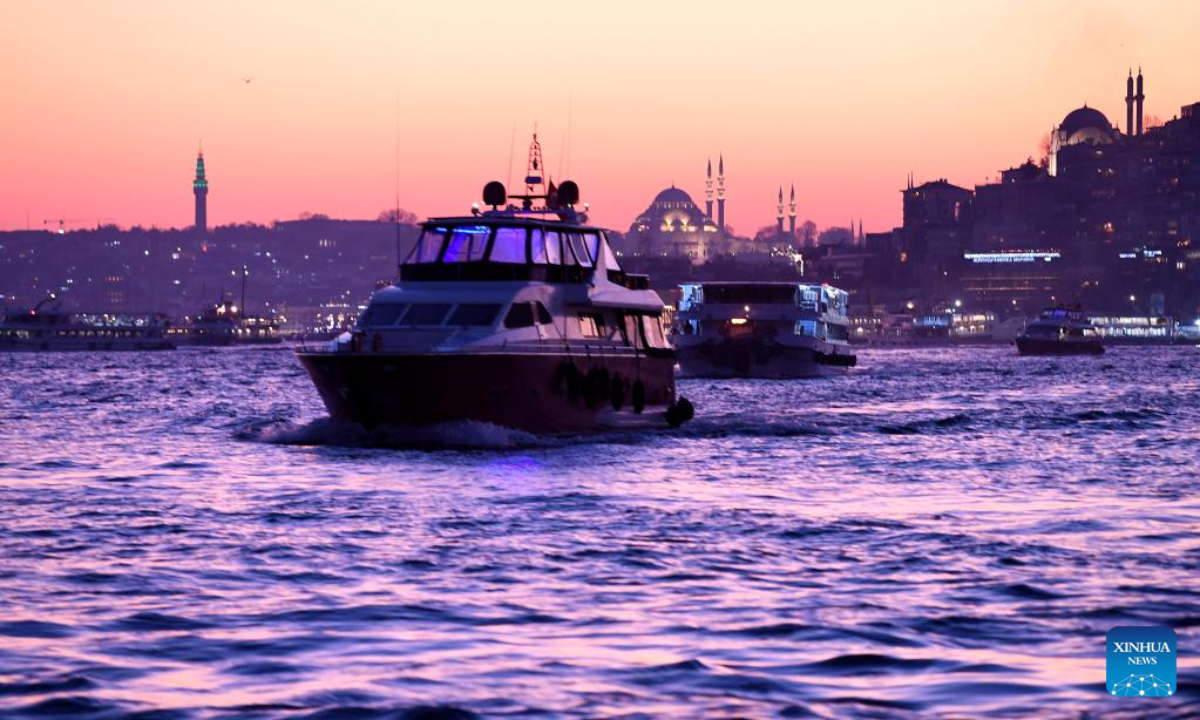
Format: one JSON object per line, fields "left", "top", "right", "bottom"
{"left": 2, "top": 0, "right": 1198, "bottom": 236}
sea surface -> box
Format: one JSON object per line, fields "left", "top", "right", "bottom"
{"left": 1, "top": 345, "right": 1198, "bottom": 719}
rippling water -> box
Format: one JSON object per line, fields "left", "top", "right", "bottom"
{"left": 1, "top": 346, "right": 1198, "bottom": 718}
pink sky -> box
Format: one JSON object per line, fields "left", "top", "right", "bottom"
{"left": 2, "top": 0, "right": 1198, "bottom": 236}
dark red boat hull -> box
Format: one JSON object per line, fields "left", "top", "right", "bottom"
{"left": 296, "top": 350, "right": 679, "bottom": 434}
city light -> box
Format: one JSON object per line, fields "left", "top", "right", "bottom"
{"left": 964, "top": 251, "right": 1061, "bottom": 263}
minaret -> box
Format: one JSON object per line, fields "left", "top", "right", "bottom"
{"left": 705, "top": 158, "right": 714, "bottom": 221}
{"left": 1125, "top": 69, "right": 1135, "bottom": 138}
{"left": 858, "top": 218, "right": 864, "bottom": 245}
{"left": 716, "top": 154, "right": 726, "bottom": 234}
{"left": 1135, "top": 67, "right": 1145, "bottom": 136}
{"left": 788, "top": 184, "right": 796, "bottom": 236}
{"left": 776, "top": 186, "right": 785, "bottom": 234}
{"left": 193, "top": 147, "right": 209, "bottom": 235}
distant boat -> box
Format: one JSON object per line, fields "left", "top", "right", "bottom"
{"left": 674, "top": 281, "right": 857, "bottom": 378}
{"left": 169, "top": 298, "right": 282, "bottom": 346}
{"left": 0, "top": 305, "right": 174, "bottom": 352}
{"left": 1016, "top": 306, "right": 1104, "bottom": 355}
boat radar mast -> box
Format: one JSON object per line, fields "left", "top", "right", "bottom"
{"left": 524, "top": 131, "right": 545, "bottom": 198}
{"left": 477, "top": 132, "right": 588, "bottom": 223}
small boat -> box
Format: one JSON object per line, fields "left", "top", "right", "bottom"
{"left": 1016, "top": 306, "right": 1104, "bottom": 355}
{"left": 674, "top": 281, "right": 857, "bottom": 378}
{"left": 296, "top": 135, "right": 693, "bottom": 433}
{"left": 170, "top": 298, "right": 283, "bottom": 346}
{"left": 0, "top": 296, "right": 174, "bottom": 352}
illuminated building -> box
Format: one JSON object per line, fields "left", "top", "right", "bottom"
{"left": 627, "top": 157, "right": 731, "bottom": 262}
{"left": 953, "top": 69, "right": 1200, "bottom": 315}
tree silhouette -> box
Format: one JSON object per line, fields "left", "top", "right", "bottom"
{"left": 378, "top": 208, "right": 418, "bottom": 224}
{"left": 799, "top": 220, "right": 818, "bottom": 247}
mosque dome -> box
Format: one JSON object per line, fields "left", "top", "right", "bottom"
{"left": 652, "top": 186, "right": 695, "bottom": 206}
{"left": 1059, "top": 105, "right": 1117, "bottom": 143}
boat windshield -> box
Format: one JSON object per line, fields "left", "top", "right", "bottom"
{"left": 405, "top": 223, "right": 612, "bottom": 269}
{"left": 442, "top": 226, "right": 490, "bottom": 263}
{"left": 491, "top": 227, "right": 527, "bottom": 263}
{"left": 412, "top": 227, "right": 447, "bottom": 263}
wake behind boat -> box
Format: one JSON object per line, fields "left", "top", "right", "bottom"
{"left": 673, "top": 281, "right": 857, "bottom": 378}
{"left": 296, "top": 136, "right": 693, "bottom": 433}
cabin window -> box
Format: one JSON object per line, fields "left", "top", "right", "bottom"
{"left": 401, "top": 303, "right": 452, "bottom": 326}
{"left": 582, "top": 232, "right": 601, "bottom": 264}
{"left": 411, "top": 227, "right": 447, "bottom": 264}
{"left": 579, "top": 313, "right": 604, "bottom": 338}
{"left": 600, "top": 235, "right": 621, "bottom": 271}
{"left": 449, "top": 303, "right": 501, "bottom": 327}
{"left": 566, "top": 233, "right": 593, "bottom": 267}
{"left": 622, "top": 314, "right": 642, "bottom": 348}
{"left": 358, "top": 304, "right": 407, "bottom": 328}
{"left": 442, "top": 226, "right": 490, "bottom": 263}
{"left": 490, "top": 227, "right": 527, "bottom": 263}
{"left": 535, "top": 302, "right": 552, "bottom": 325}
{"left": 544, "top": 231, "right": 562, "bottom": 264}
{"left": 561, "top": 234, "right": 580, "bottom": 266}
{"left": 641, "top": 315, "right": 669, "bottom": 348}
{"left": 504, "top": 303, "right": 535, "bottom": 328}
{"left": 530, "top": 229, "right": 547, "bottom": 264}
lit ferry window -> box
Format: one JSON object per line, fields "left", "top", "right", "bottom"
{"left": 490, "top": 227, "right": 527, "bottom": 263}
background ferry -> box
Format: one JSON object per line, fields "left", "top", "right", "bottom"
{"left": 674, "top": 281, "right": 856, "bottom": 378}
{"left": 169, "top": 298, "right": 282, "bottom": 346}
{"left": 0, "top": 296, "right": 174, "bottom": 352}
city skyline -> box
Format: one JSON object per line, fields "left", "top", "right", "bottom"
{"left": 3, "top": 1, "right": 1200, "bottom": 235}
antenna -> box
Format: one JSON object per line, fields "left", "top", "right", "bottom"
{"left": 524, "top": 127, "right": 546, "bottom": 202}
{"left": 506, "top": 123, "right": 516, "bottom": 191}
{"left": 565, "top": 91, "right": 573, "bottom": 179}
{"left": 557, "top": 132, "right": 566, "bottom": 182}
{"left": 394, "top": 88, "right": 402, "bottom": 272}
